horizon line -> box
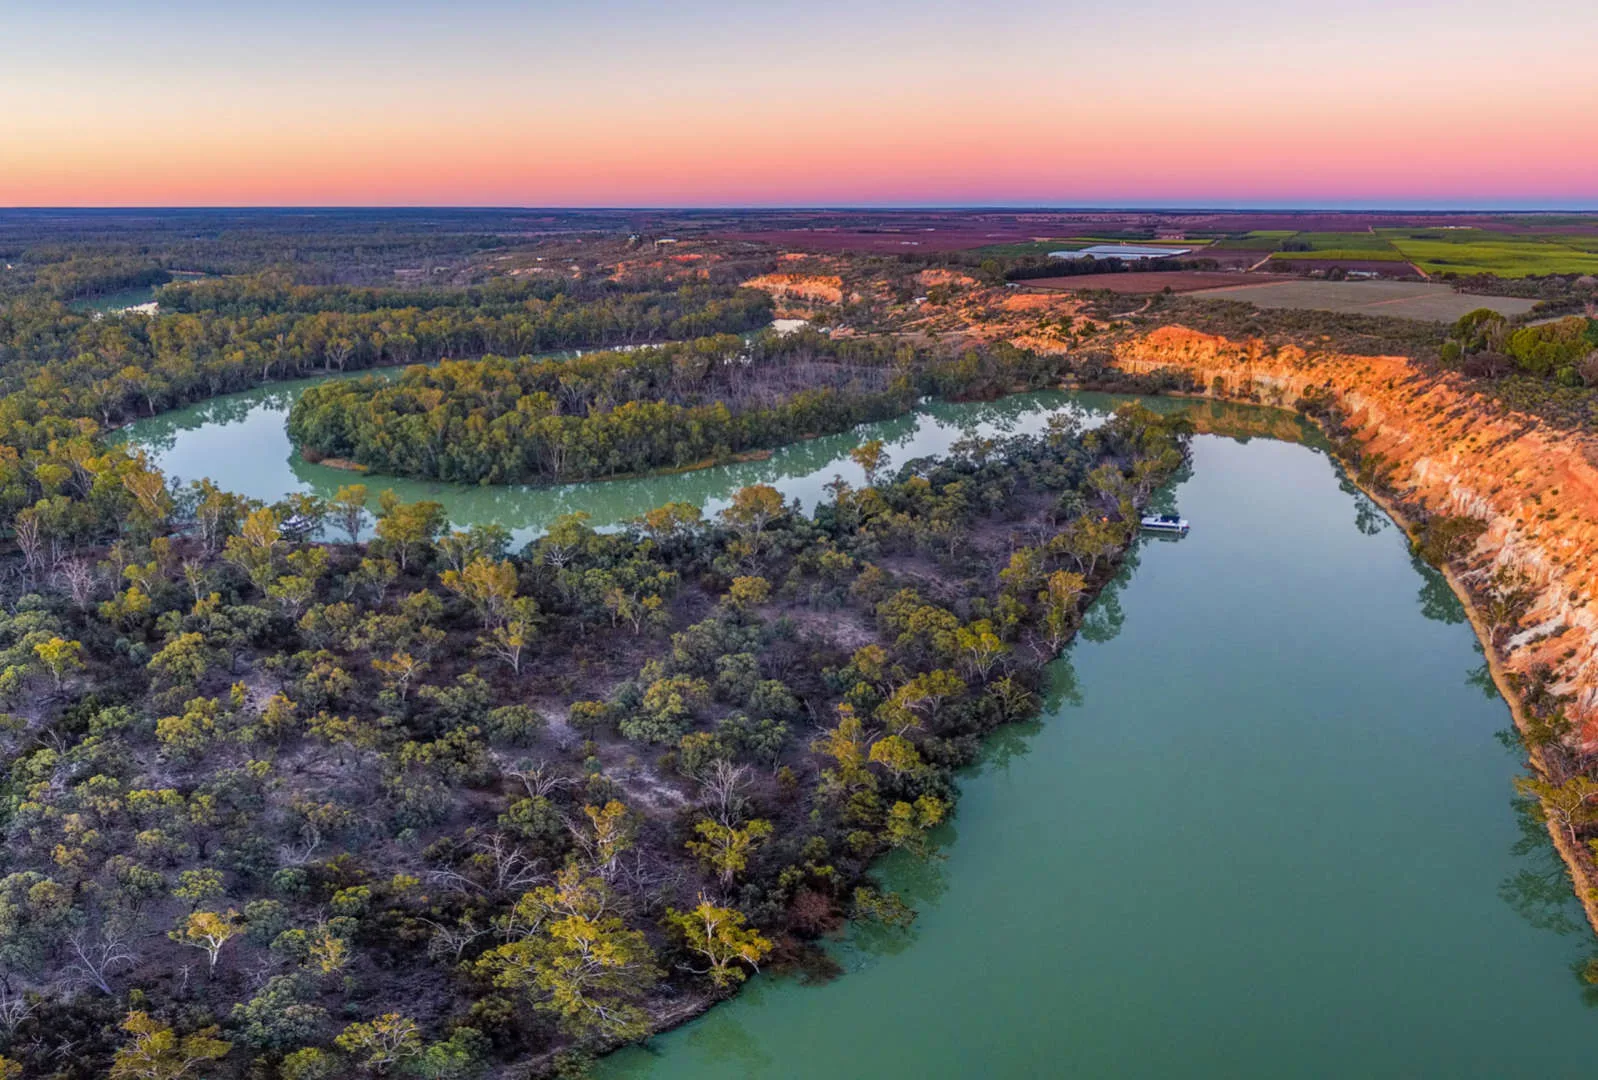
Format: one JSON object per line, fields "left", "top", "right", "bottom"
{"left": 3, "top": 203, "right": 1597, "bottom": 215}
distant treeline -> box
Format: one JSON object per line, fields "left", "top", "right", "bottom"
{"left": 0, "top": 209, "right": 539, "bottom": 290}
{"left": 0, "top": 283, "right": 772, "bottom": 440}
{"left": 29, "top": 257, "right": 173, "bottom": 301}
{"left": 1002, "top": 256, "right": 1221, "bottom": 281}
{"left": 156, "top": 266, "right": 775, "bottom": 318}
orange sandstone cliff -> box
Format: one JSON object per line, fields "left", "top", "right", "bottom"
{"left": 741, "top": 273, "right": 847, "bottom": 307}
{"left": 1115, "top": 325, "right": 1598, "bottom": 745}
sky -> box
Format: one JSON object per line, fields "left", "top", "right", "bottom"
{"left": 2, "top": 0, "right": 1595, "bottom": 208}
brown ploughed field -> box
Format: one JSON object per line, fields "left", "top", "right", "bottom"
{"left": 718, "top": 227, "right": 1040, "bottom": 253}
{"left": 1017, "top": 271, "right": 1260, "bottom": 294}
{"left": 1186, "top": 279, "right": 1538, "bottom": 321}
{"left": 1190, "top": 248, "right": 1270, "bottom": 269}
{"left": 1270, "top": 258, "right": 1424, "bottom": 277}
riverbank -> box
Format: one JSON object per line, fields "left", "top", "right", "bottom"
{"left": 601, "top": 402, "right": 1597, "bottom": 1080}
{"left": 303, "top": 444, "right": 778, "bottom": 482}
{"left": 1108, "top": 324, "right": 1598, "bottom": 936}
{"left": 112, "top": 365, "right": 1598, "bottom": 1074}
{"left": 1355, "top": 477, "right": 1598, "bottom": 938}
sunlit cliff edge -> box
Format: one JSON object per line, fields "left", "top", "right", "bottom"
{"left": 1114, "top": 326, "right": 1598, "bottom": 746}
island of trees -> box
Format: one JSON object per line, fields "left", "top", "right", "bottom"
{"left": 286, "top": 332, "right": 1077, "bottom": 484}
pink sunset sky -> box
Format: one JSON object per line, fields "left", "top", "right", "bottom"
{"left": 3, "top": 0, "right": 1595, "bottom": 207}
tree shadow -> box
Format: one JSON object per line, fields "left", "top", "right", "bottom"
{"left": 1340, "top": 476, "right": 1395, "bottom": 537}
{"left": 1499, "top": 795, "right": 1587, "bottom": 937}
{"left": 1411, "top": 554, "right": 1467, "bottom": 625}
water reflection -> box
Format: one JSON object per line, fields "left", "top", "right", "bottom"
{"left": 1078, "top": 582, "right": 1127, "bottom": 645}
{"left": 599, "top": 419, "right": 1598, "bottom": 1080}
{"left": 1411, "top": 555, "right": 1467, "bottom": 626}
{"left": 679, "top": 1008, "right": 775, "bottom": 1075}
{"left": 609, "top": 993, "right": 777, "bottom": 1080}
{"left": 848, "top": 844, "right": 950, "bottom": 963}
{"left": 123, "top": 361, "right": 1334, "bottom": 552}
{"left": 977, "top": 717, "right": 1047, "bottom": 776}
{"left": 1340, "top": 477, "right": 1394, "bottom": 537}
{"left": 1501, "top": 796, "right": 1589, "bottom": 937}
{"left": 126, "top": 383, "right": 1146, "bottom": 547}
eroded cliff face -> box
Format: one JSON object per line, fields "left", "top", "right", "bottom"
{"left": 741, "top": 272, "right": 848, "bottom": 307}
{"left": 1115, "top": 325, "right": 1598, "bottom": 743}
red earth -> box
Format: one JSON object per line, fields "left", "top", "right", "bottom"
{"left": 1268, "top": 258, "right": 1424, "bottom": 277}
{"left": 1188, "top": 248, "right": 1269, "bottom": 269}
{"left": 1016, "top": 271, "right": 1266, "bottom": 294}
{"left": 707, "top": 211, "right": 1598, "bottom": 254}
{"left": 717, "top": 228, "right": 1037, "bottom": 253}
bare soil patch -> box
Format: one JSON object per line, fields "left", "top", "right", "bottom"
{"left": 1017, "top": 271, "right": 1261, "bottom": 294}
{"left": 721, "top": 228, "right": 1038, "bottom": 253}
{"left": 1269, "top": 258, "right": 1424, "bottom": 278}
{"left": 1191, "top": 248, "right": 1270, "bottom": 269}
{"left": 1185, "top": 279, "right": 1539, "bottom": 321}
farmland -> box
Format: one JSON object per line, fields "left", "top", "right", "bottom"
{"left": 701, "top": 211, "right": 1598, "bottom": 262}
{"left": 970, "top": 237, "right": 1213, "bottom": 258}
{"left": 1269, "top": 231, "right": 1411, "bottom": 266}
{"left": 551, "top": 209, "right": 1598, "bottom": 285}
{"left": 1379, "top": 229, "right": 1598, "bottom": 277}
{"left": 1185, "top": 278, "right": 1540, "bottom": 321}
{"left": 1223, "top": 231, "right": 1295, "bottom": 250}
{"left": 1016, "top": 270, "right": 1259, "bottom": 294}
{"left": 1198, "top": 226, "right": 1598, "bottom": 278}
{"left": 1190, "top": 247, "right": 1272, "bottom": 268}
{"left": 967, "top": 239, "right": 1095, "bottom": 258}
{"left": 1270, "top": 250, "right": 1410, "bottom": 262}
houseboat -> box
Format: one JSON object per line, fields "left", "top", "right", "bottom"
{"left": 1140, "top": 513, "right": 1189, "bottom": 534}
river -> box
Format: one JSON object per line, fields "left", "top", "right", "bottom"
{"left": 119, "top": 384, "right": 1598, "bottom": 1078}
{"left": 118, "top": 373, "right": 1124, "bottom": 546}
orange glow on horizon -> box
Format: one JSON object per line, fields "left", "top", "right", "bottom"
{"left": 4, "top": 1, "right": 1596, "bottom": 208}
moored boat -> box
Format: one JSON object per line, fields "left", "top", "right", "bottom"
{"left": 1140, "top": 513, "right": 1189, "bottom": 534}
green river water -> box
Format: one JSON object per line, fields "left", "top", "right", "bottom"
{"left": 120, "top": 379, "right": 1598, "bottom": 1078}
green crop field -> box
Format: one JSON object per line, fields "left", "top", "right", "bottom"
{"left": 968, "top": 239, "right": 1093, "bottom": 257}
{"left": 1378, "top": 229, "right": 1598, "bottom": 277}
{"left": 975, "top": 227, "right": 1598, "bottom": 276}
{"left": 1291, "top": 232, "right": 1399, "bottom": 252}
{"left": 1058, "top": 236, "right": 1213, "bottom": 246}
{"left": 1270, "top": 249, "right": 1408, "bottom": 262}
{"left": 1224, "top": 231, "right": 1295, "bottom": 250}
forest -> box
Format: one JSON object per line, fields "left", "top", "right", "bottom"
{"left": 0, "top": 366, "right": 1189, "bottom": 1077}
{"left": 1441, "top": 310, "right": 1598, "bottom": 384}
{"left": 286, "top": 332, "right": 1078, "bottom": 484}
{"left": 1428, "top": 310, "right": 1598, "bottom": 429}
{"left": 0, "top": 209, "right": 632, "bottom": 295}
{"left": 0, "top": 215, "right": 1203, "bottom": 1078}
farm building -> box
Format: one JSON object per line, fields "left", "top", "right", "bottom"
{"left": 1049, "top": 244, "right": 1191, "bottom": 261}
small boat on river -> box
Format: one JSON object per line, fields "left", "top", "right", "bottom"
{"left": 1140, "top": 513, "right": 1189, "bottom": 534}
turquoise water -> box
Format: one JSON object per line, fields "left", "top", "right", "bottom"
{"left": 71, "top": 285, "right": 159, "bottom": 313}
{"left": 120, "top": 377, "right": 1130, "bottom": 546}
{"left": 120, "top": 386, "right": 1598, "bottom": 1078}
{"left": 602, "top": 437, "right": 1595, "bottom": 1079}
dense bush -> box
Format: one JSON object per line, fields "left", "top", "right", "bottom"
{"left": 287, "top": 332, "right": 1080, "bottom": 484}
